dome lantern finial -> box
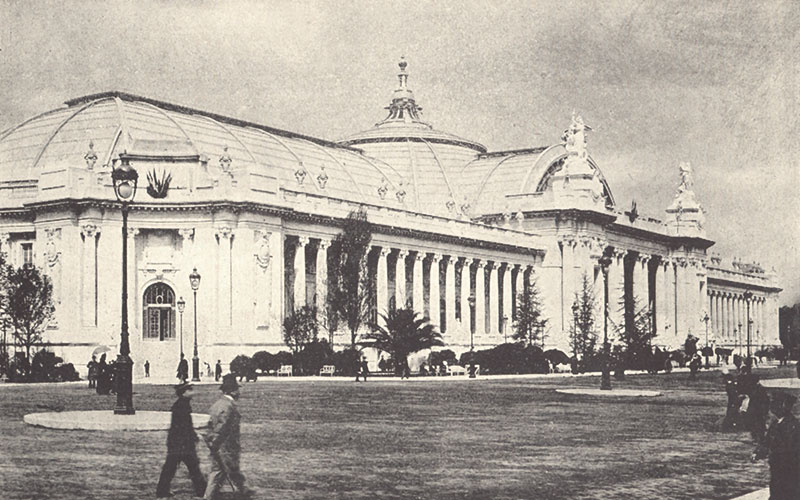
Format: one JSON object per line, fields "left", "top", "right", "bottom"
{"left": 378, "top": 57, "right": 425, "bottom": 126}
{"left": 398, "top": 56, "right": 409, "bottom": 89}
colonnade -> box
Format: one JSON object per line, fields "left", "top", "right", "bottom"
{"left": 285, "top": 234, "right": 535, "bottom": 342}
{"left": 707, "top": 290, "right": 774, "bottom": 347}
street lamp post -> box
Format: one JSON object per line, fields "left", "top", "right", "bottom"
{"left": 177, "top": 296, "right": 185, "bottom": 358}
{"left": 468, "top": 295, "right": 476, "bottom": 352}
{"left": 743, "top": 290, "right": 753, "bottom": 360}
{"left": 189, "top": 268, "right": 201, "bottom": 381}
{"left": 599, "top": 255, "right": 612, "bottom": 390}
{"left": 702, "top": 312, "right": 710, "bottom": 369}
{"left": 111, "top": 154, "right": 138, "bottom": 415}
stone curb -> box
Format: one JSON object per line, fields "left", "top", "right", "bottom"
{"left": 23, "top": 410, "right": 209, "bottom": 431}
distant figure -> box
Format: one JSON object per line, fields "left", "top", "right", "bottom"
{"left": 752, "top": 392, "right": 800, "bottom": 499}
{"left": 205, "top": 362, "right": 212, "bottom": 378}
{"left": 689, "top": 354, "right": 702, "bottom": 380}
{"left": 355, "top": 357, "right": 369, "bottom": 382}
{"left": 87, "top": 355, "right": 98, "bottom": 388}
{"left": 144, "top": 360, "right": 150, "bottom": 378}
{"left": 400, "top": 359, "right": 411, "bottom": 379}
{"left": 719, "top": 367, "right": 743, "bottom": 432}
{"left": 204, "top": 374, "right": 250, "bottom": 499}
{"left": 156, "top": 383, "right": 206, "bottom": 498}
{"left": 215, "top": 360, "right": 222, "bottom": 382}
{"left": 96, "top": 354, "right": 110, "bottom": 395}
{"left": 177, "top": 354, "right": 189, "bottom": 384}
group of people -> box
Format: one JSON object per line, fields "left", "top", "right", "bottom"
{"left": 86, "top": 354, "right": 114, "bottom": 395}
{"left": 157, "top": 374, "right": 251, "bottom": 499}
{"left": 719, "top": 363, "right": 800, "bottom": 499}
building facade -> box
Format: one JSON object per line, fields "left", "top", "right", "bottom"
{"left": 0, "top": 61, "right": 781, "bottom": 376}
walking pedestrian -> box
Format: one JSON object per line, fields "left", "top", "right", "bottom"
{"left": 156, "top": 382, "right": 207, "bottom": 498}
{"left": 752, "top": 392, "right": 800, "bottom": 499}
{"left": 215, "top": 360, "right": 222, "bottom": 382}
{"left": 204, "top": 374, "right": 250, "bottom": 499}
{"left": 96, "top": 353, "right": 110, "bottom": 395}
{"left": 355, "top": 357, "right": 369, "bottom": 382}
{"left": 177, "top": 354, "right": 189, "bottom": 384}
{"left": 144, "top": 360, "right": 150, "bottom": 378}
{"left": 87, "top": 355, "right": 97, "bottom": 388}
{"left": 740, "top": 374, "right": 770, "bottom": 444}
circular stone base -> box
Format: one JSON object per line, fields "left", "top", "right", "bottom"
{"left": 556, "top": 388, "right": 662, "bottom": 397}
{"left": 761, "top": 378, "right": 800, "bottom": 389}
{"left": 24, "top": 410, "right": 210, "bottom": 431}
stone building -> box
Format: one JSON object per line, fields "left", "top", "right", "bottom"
{"left": 0, "top": 60, "right": 781, "bottom": 376}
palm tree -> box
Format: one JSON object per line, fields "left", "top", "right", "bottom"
{"left": 362, "top": 307, "right": 444, "bottom": 376}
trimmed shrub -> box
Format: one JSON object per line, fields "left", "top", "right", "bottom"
{"left": 296, "top": 340, "right": 334, "bottom": 375}
{"left": 252, "top": 351, "right": 278, "bottom": 373}
{"left": 333, "top": 347, "right": 360, "bottom": 376}
{"left": 230, "top": 355, "right": 254, "bottom": 380}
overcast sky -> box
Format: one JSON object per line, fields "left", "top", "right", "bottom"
{"left": 1, "top": 0, "right": 798, "bottom": 305}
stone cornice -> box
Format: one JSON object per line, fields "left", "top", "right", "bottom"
{"left": 5, "top": 197, "right": 544, "bottom": 259}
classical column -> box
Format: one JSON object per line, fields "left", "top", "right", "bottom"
{"left": 502, "top": 263, "right": 513, "bottom": 339}
{"left": 412, "top": 252, "right": 424, "bottom": 314}
{"left": 475, "top": 260, "right": 486, "bottom": 334}
{"left": 633, "top": 253, "right": 649, "bottom": 311}
{"left": 488, "top": 262, "right": 499, "bottom": 335}
{"left": 429, "top": 253, "right": 441, "bottom": 327}
{"left": 81, "top": 223, "right": 99, "bottom": 327}
{"left": 395, "top": 249, "right": 408, "bottom": 309}
{"left": 460, "top": 258, "right": 472, "bottom": 336}
{"left": 726, "top": 293, "right": 733, "bottom": 341}
{"left": 607, "top": 250, "right": 626, "bottom": 336}
{"left": 374, "top": 246, "right": 388, "bottom": 317}
{"left": 293, "top": 236, "right": 308, "bottom": 309}
{"left": 654, "top": 259, "right": 666, "bottom": 338}
{"left": 0, "top": 232, "right": 9, "bottom": 256}
{"left": 444, "top": 255, "right": 456, "bottom": 334}
{"left": 316, "top": 239, "right": 330, "bottom": 316}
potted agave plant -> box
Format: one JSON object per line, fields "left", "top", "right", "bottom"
{"left": 146, "top": 169, "right": 172, "bottom": 199}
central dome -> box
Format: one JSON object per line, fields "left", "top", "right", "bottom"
{"left": 338, "top": 58, "right": 485, "bottom": 217}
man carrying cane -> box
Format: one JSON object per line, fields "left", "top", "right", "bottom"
{"left": 204, "top": 374, "right": 250, "bottom": 499}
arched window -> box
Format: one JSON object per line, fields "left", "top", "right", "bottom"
{"left": 142, "top": 283, "right": 176, "bottom": 341}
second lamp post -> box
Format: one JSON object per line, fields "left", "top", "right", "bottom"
{"left": 189, "top": 268, "right": 201, "bottom": 381}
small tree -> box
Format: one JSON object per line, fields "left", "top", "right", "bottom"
{"left": 569, "top": 272, "right": 597, "bottom": 364}
{"left": 7, "top": 266, "right": 54, "bottom": 379}
{"left": 283, "top": 305, "right": 319, "bottom": 354}
{"left": 0, "top": 252, "right": 11, "bottom": 375}
{"left": 513, "top": 275, "right": 548, "bottom": 347}
{"left": 362, "top": 307, "right": 444, "bottom": 376}
{"left": 328, "top": 208, "right": 372, "bottom": 347}
{"left": 616, "top": 295, "right": 656, "bottom": 370}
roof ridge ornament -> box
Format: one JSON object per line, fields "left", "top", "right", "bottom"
{"left": 376, "top": 57, "right": 427, "bottom": 126}
{"left": 84, "top": 140, "right": 98, "bottom": 170}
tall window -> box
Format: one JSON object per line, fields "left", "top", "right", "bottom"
{"left": 21, "top": 242, "right": 33, "bottom": 268}
{"left": 142, "top": 283, "right": 176, "bottom": 341}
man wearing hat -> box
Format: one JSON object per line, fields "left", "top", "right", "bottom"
{"left": 204, "top": 373, "right": 249, "bottom": 499}
{"left": 156, "top": 382, "right": 206, "bottom": 498}
{"left": 752, "top": 392, "right": 800, "bottom": 499}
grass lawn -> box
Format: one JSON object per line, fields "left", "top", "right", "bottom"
{"left": 1, "top": 366, "right": 795, "bottom": 500}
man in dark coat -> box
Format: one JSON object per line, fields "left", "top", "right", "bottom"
{"left": 215, "top": 360, "right": 223, "bottom": 382}
{"left": 156, "top": 383, "right": 206, "bottom": 498}
{"left": 740, "top": 374, "right": 770, "bottom": 444}
{"left": 752, "top": 392, "right": 800, "bottom": 500}
{"left": 177, "top": 354, "right": 189, "bottom": 384}
{"left": 204, "top": 374, "right": 249, "bottom": 499}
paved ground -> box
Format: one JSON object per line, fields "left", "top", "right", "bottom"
{"left": 1, "top": 365, "right": 792, "bottom": 499}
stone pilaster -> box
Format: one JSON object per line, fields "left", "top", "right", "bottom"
{"left": 488, "top": 262, "right": 499, "bottom": 335}
{"left": 81, "top": 223, "right": 100, "bottom": 327}
{"left": 217, "top": 226, "right": 233, "bottom": 328}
